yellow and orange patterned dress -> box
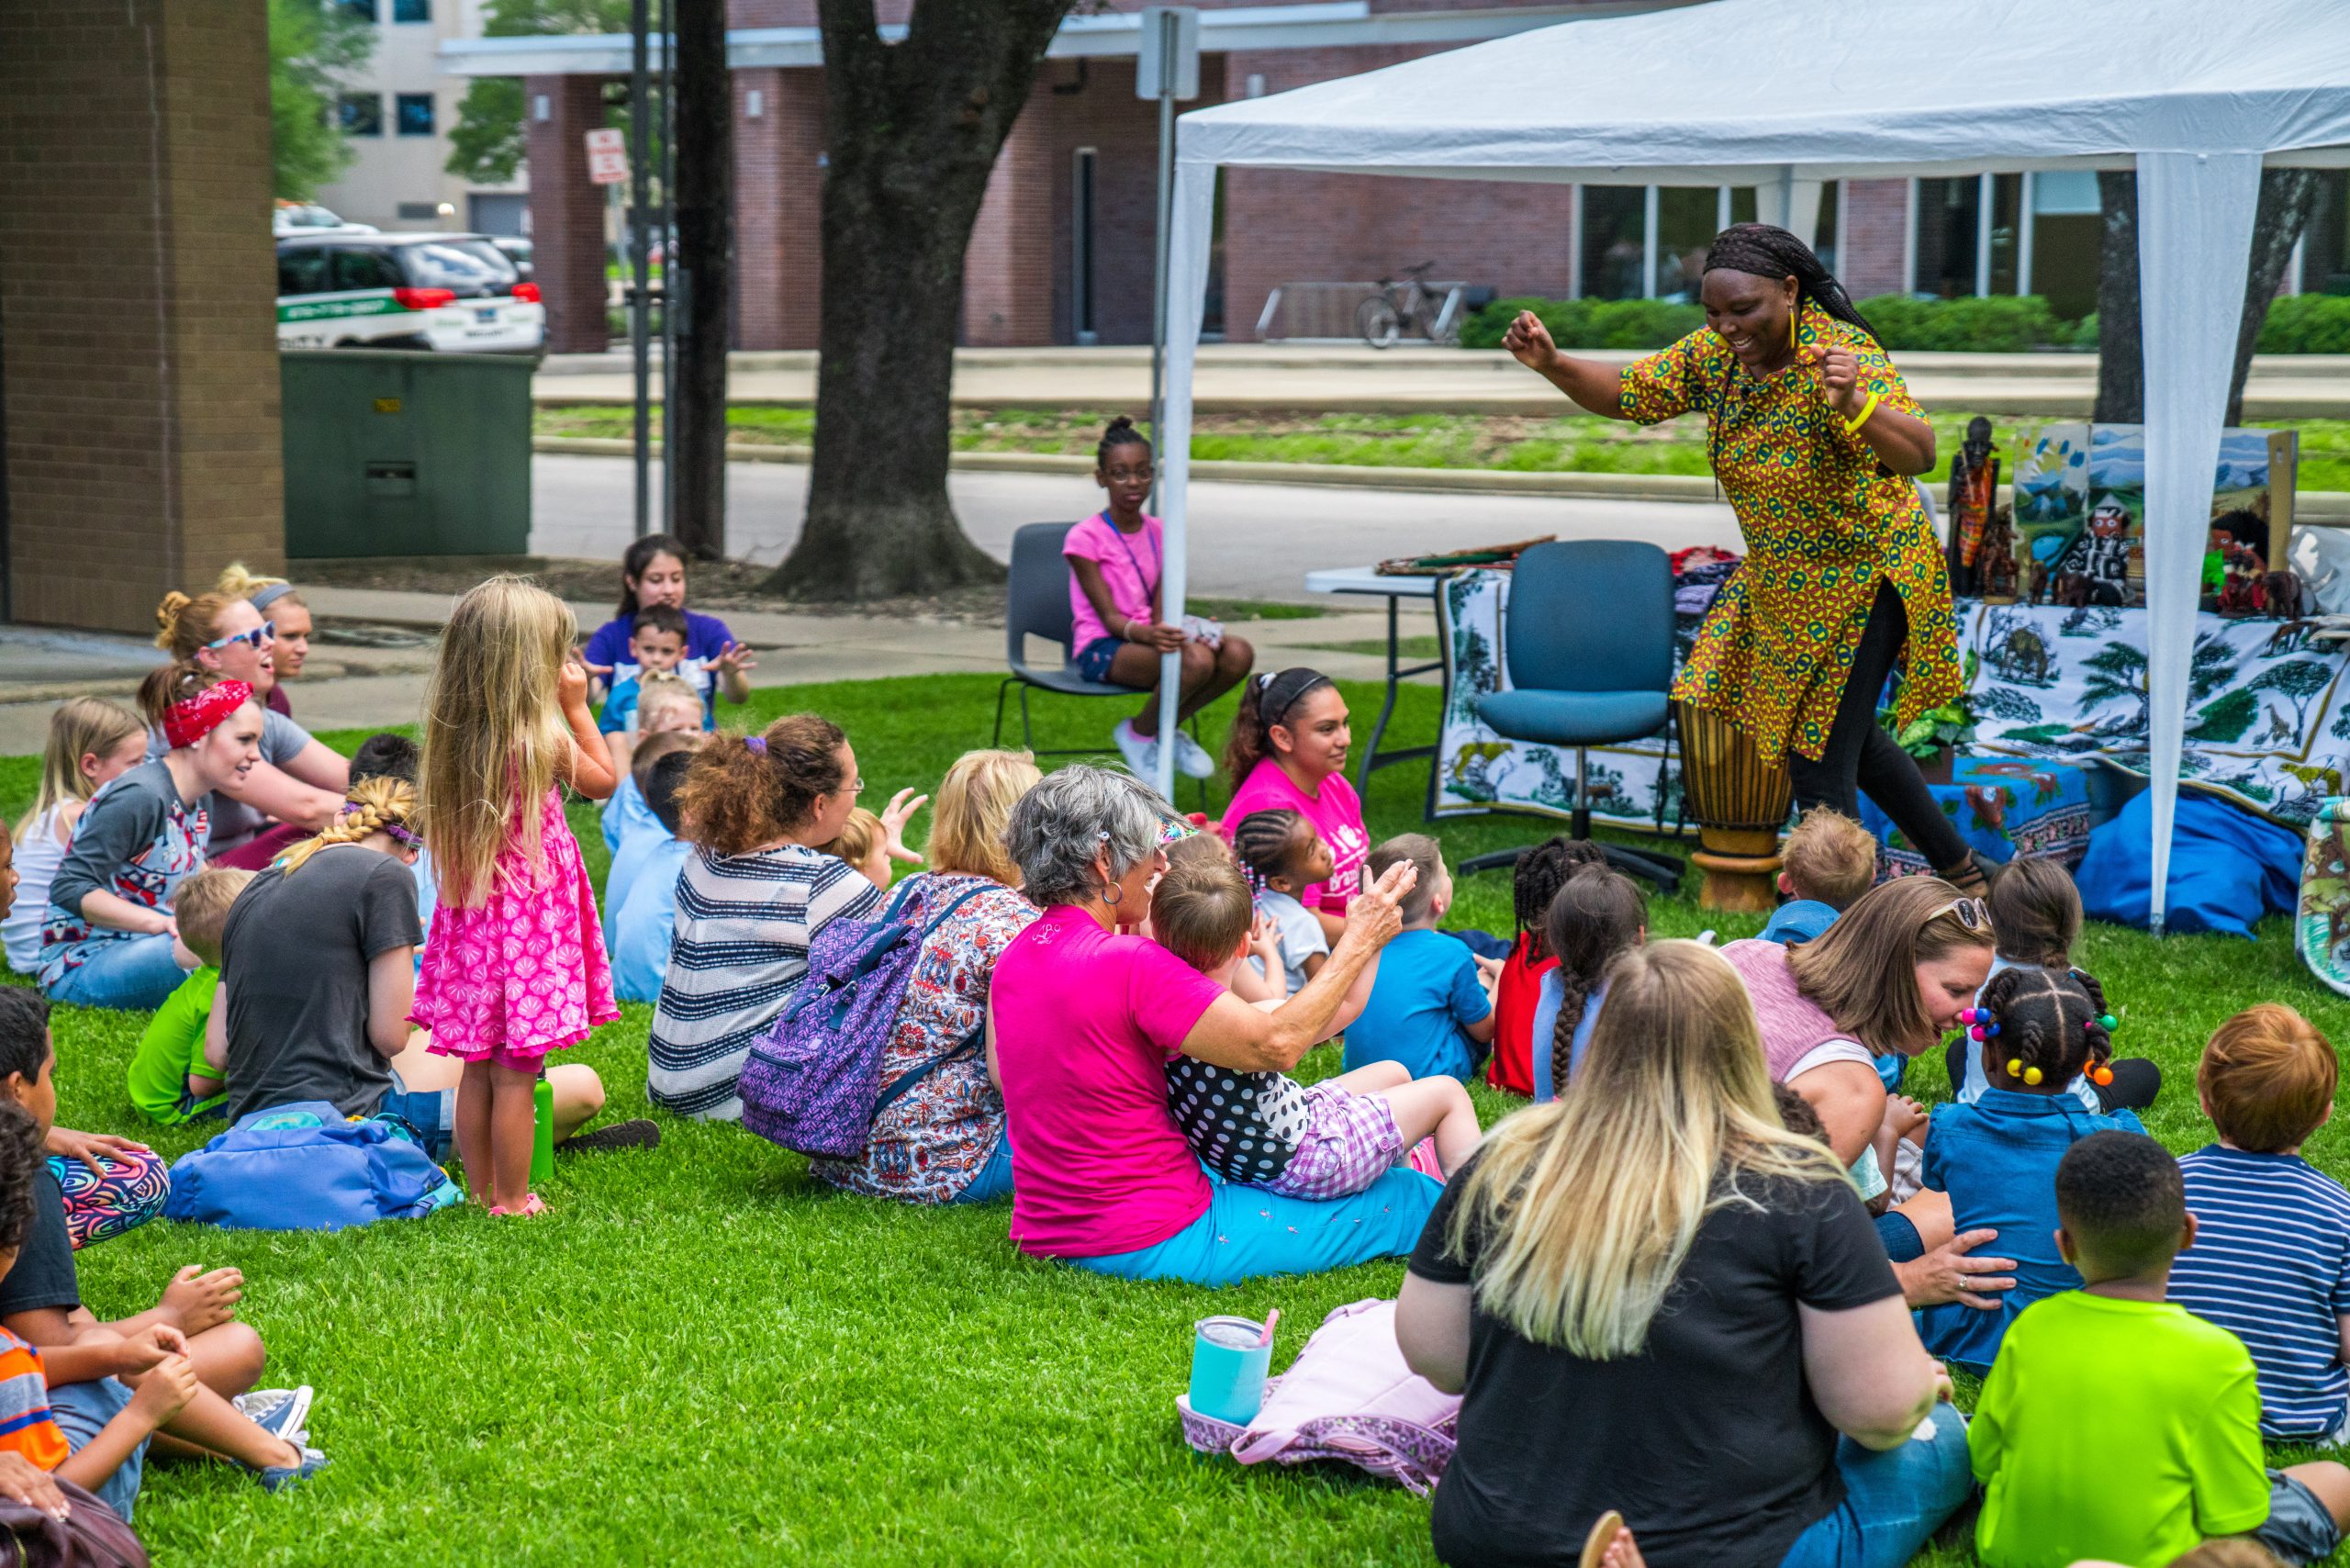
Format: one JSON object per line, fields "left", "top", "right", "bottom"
{"left": 1618, "top": 299, "right": 1962, "bottom": 763}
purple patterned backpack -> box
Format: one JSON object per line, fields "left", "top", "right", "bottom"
{"left": 738, "top": 875, "right": 987, "bottom": 1159}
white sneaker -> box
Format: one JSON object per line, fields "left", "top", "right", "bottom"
{"left": 1169, "top": 727, "right": 1214, "bottom": 779}
{"left": 1112, "top": 719, "right": 1160, "bottom": 779}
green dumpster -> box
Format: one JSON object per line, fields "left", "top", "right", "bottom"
{"left": 281, "top": 348, "right": 534, "bottom": 557}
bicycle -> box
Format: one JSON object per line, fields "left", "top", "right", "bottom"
{"left": 1358, "top": 262, "right": 1457, "bottom": 349}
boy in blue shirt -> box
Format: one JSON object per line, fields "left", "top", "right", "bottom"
{"left": 1760, "top": 806, "right": 1875, "bottom": 947}
{"left": 608, "top": 749, "right": 696, "bottom": 1005}
{"left": 1341, "top": 834, "right": 1494, "bottom": 1081}
{"left": 596, "top": 603, "right": 693, "bottom": 744}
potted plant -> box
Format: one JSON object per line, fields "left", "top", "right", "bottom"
{"left": 1880, "top": 652, "right": 1978, "bottom": 786}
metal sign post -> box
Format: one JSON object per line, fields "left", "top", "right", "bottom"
{"left": 629, "top": 0, "right": 652, "bottom": 540}
{"left": 1138, "top": 6, "right": 1199, "bottom": 801}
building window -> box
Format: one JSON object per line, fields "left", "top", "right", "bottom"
{"left": 340, "top": 0, "right": 375, "bottom": 18}
{"left": 1576, "top": 185, "right": 1772, "bottom": 301}
{"left": 338, "top": 94, "right": 383, "bottom": 137}
{"left": 392, "top": 0, "right": 429, "bottom": 17}
{"left": 396, "top": 94, "right": 436, "bottom": 137}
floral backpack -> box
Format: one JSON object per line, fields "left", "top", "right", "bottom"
{"left": 738, "top": 876, "right": 988, "bottom": 1159}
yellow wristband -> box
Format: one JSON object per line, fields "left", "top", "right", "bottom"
{"left": 1842, "top": 390, "right": 1883, "bottom": 436}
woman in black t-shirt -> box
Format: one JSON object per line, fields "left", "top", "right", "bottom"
{"left": 1395, "top": 942, "right": 1972, "bottom": 1568}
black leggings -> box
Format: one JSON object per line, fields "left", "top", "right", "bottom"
{"left": 1784, "top": 579, "right": 1971, "bottom": 872}
{"left": 1943, "top": 1035, "right": 2163, "bottom": 1114}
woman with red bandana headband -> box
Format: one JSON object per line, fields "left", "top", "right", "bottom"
{"left": 39, "top": 669, "right": 263, "bottom": 1012}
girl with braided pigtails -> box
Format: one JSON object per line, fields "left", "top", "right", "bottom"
{"left": 1528, "top": 866, "right": 1645, "bottom": 1103}
{"left": 1229, "top": 809, "right": 1333, "bottom": 994}
{"left": 1915, "top": 963, "right": 2141, "bottom": 1372}
{"left": 1484, "top": 839, "right": 1603, "bottom": 1096}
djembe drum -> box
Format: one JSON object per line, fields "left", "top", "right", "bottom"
{"left": 1674, "top": 700, "right": 1792, "bottom": 913}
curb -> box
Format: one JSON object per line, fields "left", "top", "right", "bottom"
{"left": 531, "top": 438, "right": 2350, "bottom": 519}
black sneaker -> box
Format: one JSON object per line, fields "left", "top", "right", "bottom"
{"left": 559, "top": 1118, "right": 661, "bottom": 1155}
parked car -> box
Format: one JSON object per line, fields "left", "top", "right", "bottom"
{"left": 490, "top": 236, "right": 533, "bottom": 283}
{"left": 274, "top": 200, "right": 375, "bottom": 236}
{"left": 276, "top": 232, "right": 544, "bottom": 354}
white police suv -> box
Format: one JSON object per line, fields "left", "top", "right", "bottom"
{"left": 276, "top": 232, "right": 544, "bottom": 354}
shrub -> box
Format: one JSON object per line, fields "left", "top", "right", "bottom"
{"left": 1854, "top": 294, "right": 2064, "bottom": 353}
{"left": 1459, "top": 297, "right": 1704, "bottom": 352}
{"left": 2255, "top": 295, "right": 2350, "bottom": 354}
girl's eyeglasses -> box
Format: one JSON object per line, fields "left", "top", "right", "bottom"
{"left": 1936, "top": 897, "right": 1989, "bottom": 931}
{"left": 205, "top": 621, "right": 274, "bottom": 652}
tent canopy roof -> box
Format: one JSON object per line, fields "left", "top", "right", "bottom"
{"left": 1177, "top": 0, "right": 2350, "bottom": 184}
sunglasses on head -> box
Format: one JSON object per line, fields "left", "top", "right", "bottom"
{"left": 205, "top": 621, "right": 274, "bottom": 652}
{"left": 1935, "top": 897, "right": 1989, "bottom": 931}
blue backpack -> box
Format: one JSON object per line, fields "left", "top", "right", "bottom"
{"left": 162, "top": 1102, "right": 464, "bottom": 1231}
{"left": 738, "top": 875, "right": 988, "bottom": 1159}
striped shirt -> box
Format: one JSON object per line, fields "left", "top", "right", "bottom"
{"left": 2171, "top": 1145, "right": 2350, "bottom": 1439}
{"left": 646, "top": 843, "right": 881, "bottom": 1121}
{"left": 0, "top": 1330, "right": 68, "bottom": 1472}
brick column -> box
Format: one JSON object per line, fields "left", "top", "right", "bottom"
{"left": 526, "top": 74, "right": 613, "bottom": 354}
{"left": 1840, "top": 178, "right": 1913, "bottom": 301}
{"left": 963, "top": 102, "right": 1056, "bottom": 347}
{"left": 733, "top": 67, "right": 826, "bottom": 351}
{"left": 0, "top": 0, "right": 283, "bottom": 633}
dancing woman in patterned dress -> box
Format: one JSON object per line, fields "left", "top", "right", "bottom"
{"left": 1502, "top": 223, "right": 1986, "bottom": 896}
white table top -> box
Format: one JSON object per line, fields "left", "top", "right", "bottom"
{"left": 1303, "top": 566, "right": 1440, "bottom": 599}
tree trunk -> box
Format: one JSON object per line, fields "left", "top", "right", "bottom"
{"left": 2227, "top": 169, "right": 2320, "bottom": 426}
{"left": 2090, "top": 167, "right": 2317, "bottom": 426}
{"left": 765, "top": 0, "right": 1073, "bottom": 600}
{"left": 2091, "top": 171, "right": 2142, "bottom": 423}
{"left": 670, "top": 0, "right": 732, "bottom": 560}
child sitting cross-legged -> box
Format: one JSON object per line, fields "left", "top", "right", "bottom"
{"left": 1228, "top": 809, "right": 1333, "bottom": 995}
{"left": 0, "top": 991, "right": 326, "bottom": 1515}
{"left": 1760, "top": 806, "right": 1877, "bottom": 948}
{"left": 1341, "top": 834, "right": 1495, "bottom": 1083}
{"left": 1970, "top": 1130, "right": 2350, "bottom": 1568}
{"left": 607, "top": 747, "right": 697, "bottom": 1007}
{"left": 1915, "top": 962, "right": 2145, "bottom": 1372}
{"left": 1947, "top": 854, "right": 2162, "bottom": 1114}
{"left": 123, "top": 866, "right": 250, "bottom": 1126}
{"left": 1152, "top": 852, "right": 1479, "bottom": 1192}
{"left": 2168, "top": 1004, "right": 2350, "bottom": 1443}
{"left": 0, "top": 1094, "right": 188, "bottom": 1531}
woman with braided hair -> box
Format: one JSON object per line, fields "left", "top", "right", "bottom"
{"left": 1528, "top": 864, "right": 1645, "bottom": 1102}
{"left": 1914, "top": 962, "right": 2141, "bottom": 1371}
{"left": 1504, "top": 223, "right": 1986, "bottom": 897}
{"left": 207, "top": 777, "right": 629, "bottom": 1164}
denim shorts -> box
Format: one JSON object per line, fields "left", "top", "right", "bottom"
{"left": 381, "top": 1068, "right": 456, "bottom": 1163}
{"left": 1073, "top": 636, "right": 1125, "bottom": 684}
{"left": 49, "top": 1377, "right": 143, "bottom": 1523}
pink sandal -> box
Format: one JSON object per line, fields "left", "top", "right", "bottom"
{"left": 487, "top": 1193, "right": 546, "bottom": 1217}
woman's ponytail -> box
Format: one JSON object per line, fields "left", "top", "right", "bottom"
{"left": 1221, "top": 666, "right": 1333, "bottom": 790}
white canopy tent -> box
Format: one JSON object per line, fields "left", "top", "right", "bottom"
{"left": 1153, "top": 0, "right": 2350, "bottom": 927}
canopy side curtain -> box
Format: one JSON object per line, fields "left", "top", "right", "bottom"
{"left": 2135, "top": 151, "right": 2263, "bottom": 930}
{"left": 1152, "top": 156, "right": 1222, "bottom": 798}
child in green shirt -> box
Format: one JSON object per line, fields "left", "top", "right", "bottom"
{"left": 1970, "top": 1130, "right": 2350, "bottom": 1568}
{"left": 124, "top": 868, "right": 250, "bottom": 1126}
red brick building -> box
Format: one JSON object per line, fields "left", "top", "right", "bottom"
{"left": 449, "top": 1, "right": 2339, "bottom": 356}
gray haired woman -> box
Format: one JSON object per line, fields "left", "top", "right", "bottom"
{"left": 985, "top": 765, "right": 1439, "bottom": 1285}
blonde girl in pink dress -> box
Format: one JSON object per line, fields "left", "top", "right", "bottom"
{"left": 413, "top": 578, "right": 621, "bottom": 1215}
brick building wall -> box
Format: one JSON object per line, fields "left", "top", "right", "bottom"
{"left": 0, "top": 0, "right": 284, "bottom": 633}
{"left": 732, "top": 68, "right": 824, "bottom": 351}
{"left": 1840, "top": 178, "right": 1912, "bottom": 300}
{"left": 525, "top": 75, "right": 615, "bottom": 354}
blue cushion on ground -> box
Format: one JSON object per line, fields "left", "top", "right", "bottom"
{"left": 2075, "top": 788, "right": 2301, "bottom": 937}
{"left": 1475, "top": 689, "right": 1670, "bottom": 748}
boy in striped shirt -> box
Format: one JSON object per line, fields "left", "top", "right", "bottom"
{"left": 2170, "top": 1003, "right": 2350, "bottom": 1441}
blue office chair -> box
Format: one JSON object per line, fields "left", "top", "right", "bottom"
{"left": 991, "top": 521, "right": 1203, "bottom": 797}
{"left": 1460, "top": 540, "right": 1684, "bottom": 890}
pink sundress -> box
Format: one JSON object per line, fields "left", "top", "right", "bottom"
{"left": 414, "top": 786, "right": 618, "bottom": 1069}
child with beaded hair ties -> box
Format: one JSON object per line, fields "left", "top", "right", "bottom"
{"left": 1916, "top": 963, "right": 2140, "bottom": 1372}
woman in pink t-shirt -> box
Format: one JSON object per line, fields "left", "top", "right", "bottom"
{"left": 1064, "top": 418, "right": 1255, "bottom": 783}
{"left": 987, "top": 765, "right": 1438, "bottom": 1286}
{"left": 1220, "top": 666, "right": 1369, "bottom": 945}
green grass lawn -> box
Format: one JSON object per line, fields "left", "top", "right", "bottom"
{"left": 27, "top": 672, "right": 2350, "bottom": 1564}
{"left": 532, "top": 406, "right": 2350, "bottom": 495}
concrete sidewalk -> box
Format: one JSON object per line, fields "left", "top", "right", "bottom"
{"left": 537, "top": 343, "right": 2350, "bottom": 420}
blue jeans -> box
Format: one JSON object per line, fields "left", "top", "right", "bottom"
{"left": 1776, "top": 1403, "right": 1974, "bottom": 1568}
{"left": 950, "top": 1130, "right": 1014, "bottom": 1205}
{"left": 1070, "top": 1167, "right": 1440, "bottom": 1287}
{"left": 44, "top": 935, "right": 185, "bottom": 1012}
{"left": 49, "top": 1376, "right": 144, "bottom": 1523}
{"left": 381, "top": 1068, "right": 457, "bottom": 1163}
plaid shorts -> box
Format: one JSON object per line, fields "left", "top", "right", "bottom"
{"left": 1269, "top": 1082, "right": 1404, "bottom": 1202}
